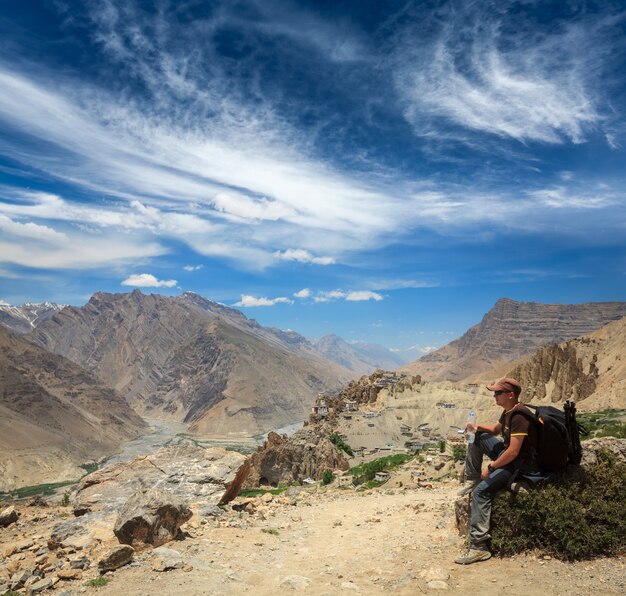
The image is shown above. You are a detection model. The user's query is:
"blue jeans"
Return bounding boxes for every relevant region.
[465,432,511,548]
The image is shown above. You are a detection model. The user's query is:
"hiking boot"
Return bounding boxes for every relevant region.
[454,547,492,565]
[457,479,479,496]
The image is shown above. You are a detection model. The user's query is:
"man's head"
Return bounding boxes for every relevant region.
[486,377,521,408]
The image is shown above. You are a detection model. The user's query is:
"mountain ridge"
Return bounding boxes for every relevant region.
[400,298,626,382]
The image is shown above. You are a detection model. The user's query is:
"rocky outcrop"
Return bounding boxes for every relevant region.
[114,489,192,547]
[0,326,146,492]
[245,425,349,487]
[334,369,421,407]
[98,545,135,571]
[73,446,249,517]
[402,298,626,382]
[510,344,596,403]
[507,316,626,408]
[28,290,353,436]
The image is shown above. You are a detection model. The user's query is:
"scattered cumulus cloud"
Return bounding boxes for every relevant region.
[294,288,311,298]
[275,249,335,266]
[313,289,384,303]
[234,295,293,307]
[121,273,177,288]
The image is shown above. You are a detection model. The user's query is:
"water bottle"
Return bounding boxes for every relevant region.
[466,412,476,444]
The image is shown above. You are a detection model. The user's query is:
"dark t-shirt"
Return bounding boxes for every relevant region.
[499,405,539,471]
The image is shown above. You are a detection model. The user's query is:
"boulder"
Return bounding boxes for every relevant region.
[114,488,192,547]
[151,546,184,571]
[98,545,134,572]
[580,437,626,466]
[454,497,470,537]
[0,505,19,527]
[73,446,249,516]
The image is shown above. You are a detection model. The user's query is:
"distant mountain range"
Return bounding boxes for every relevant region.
[0,302,65,335]
[0,325,146,491]
[400,298,626,382]
[25,291,357,436]
[312,334,408,375]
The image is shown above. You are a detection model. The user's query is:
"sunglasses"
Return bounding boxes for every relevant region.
[494,390,511,396]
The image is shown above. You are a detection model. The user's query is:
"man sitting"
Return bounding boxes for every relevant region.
[455,377,539,565]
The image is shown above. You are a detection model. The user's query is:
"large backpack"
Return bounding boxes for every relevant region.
[512,400,588,473]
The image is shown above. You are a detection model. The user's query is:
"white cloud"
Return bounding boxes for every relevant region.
[121,273,177,288]
[294,288,311,298]
[234,295,293,307]
[183,265,203,271]
[275,249,335,266]
[395,8,603,144]
[345,291,383,302]
[0,214,164,269]
[312,289,383,303]
[212,193,295,221]
[528,188,611,209]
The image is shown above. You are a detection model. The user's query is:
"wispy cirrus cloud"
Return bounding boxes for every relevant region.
[393,3,609,145]
[121,273,177,288]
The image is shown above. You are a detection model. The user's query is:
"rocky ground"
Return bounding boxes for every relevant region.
[1,478,624,596]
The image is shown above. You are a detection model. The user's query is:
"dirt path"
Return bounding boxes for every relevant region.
[88,480,624,596]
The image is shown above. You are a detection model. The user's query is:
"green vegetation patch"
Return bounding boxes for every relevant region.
[491,450,626,560]
[88,576,111,588]
[330,432,354,457]
[577,409,626,439]
[0,480,76,502]
[350,453,414,486]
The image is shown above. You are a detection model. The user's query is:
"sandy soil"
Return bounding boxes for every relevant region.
[80,480,624,596]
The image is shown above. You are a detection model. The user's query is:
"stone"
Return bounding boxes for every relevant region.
[57,569,83,580]
[197,504,224,518]
[10,570,31,590]
[151,547,184,572]
[280,575,312,590]
[341,581,360,591]
[28,577,53,593]
[454,497,470,537]
[48,517,94,550]
[260,493,273,504]
[421,567,450,582]
[69,556,90,570]
[27,496,49,508]
[98,545,134,572]
[427,580,449,590]
[0,505,19,527]
[114,488,192,547]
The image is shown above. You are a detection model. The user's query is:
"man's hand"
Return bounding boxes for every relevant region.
[481,467,490,480]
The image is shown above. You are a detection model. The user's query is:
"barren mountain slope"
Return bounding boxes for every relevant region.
[401,298,626,382]
[28,290,353,436]
[0,327,146,491]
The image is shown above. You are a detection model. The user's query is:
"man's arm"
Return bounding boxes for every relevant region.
[480,435,524,479]
[474,422,502,435]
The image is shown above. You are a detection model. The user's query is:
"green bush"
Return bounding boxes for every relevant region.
[452,444,466,462]
[330,433,354,457]
[322,469,334,485]
[438,440,446,453]
[88,576,111,588]
[491,450,626,560]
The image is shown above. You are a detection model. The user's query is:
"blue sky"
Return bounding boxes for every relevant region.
[0,0,625,357]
